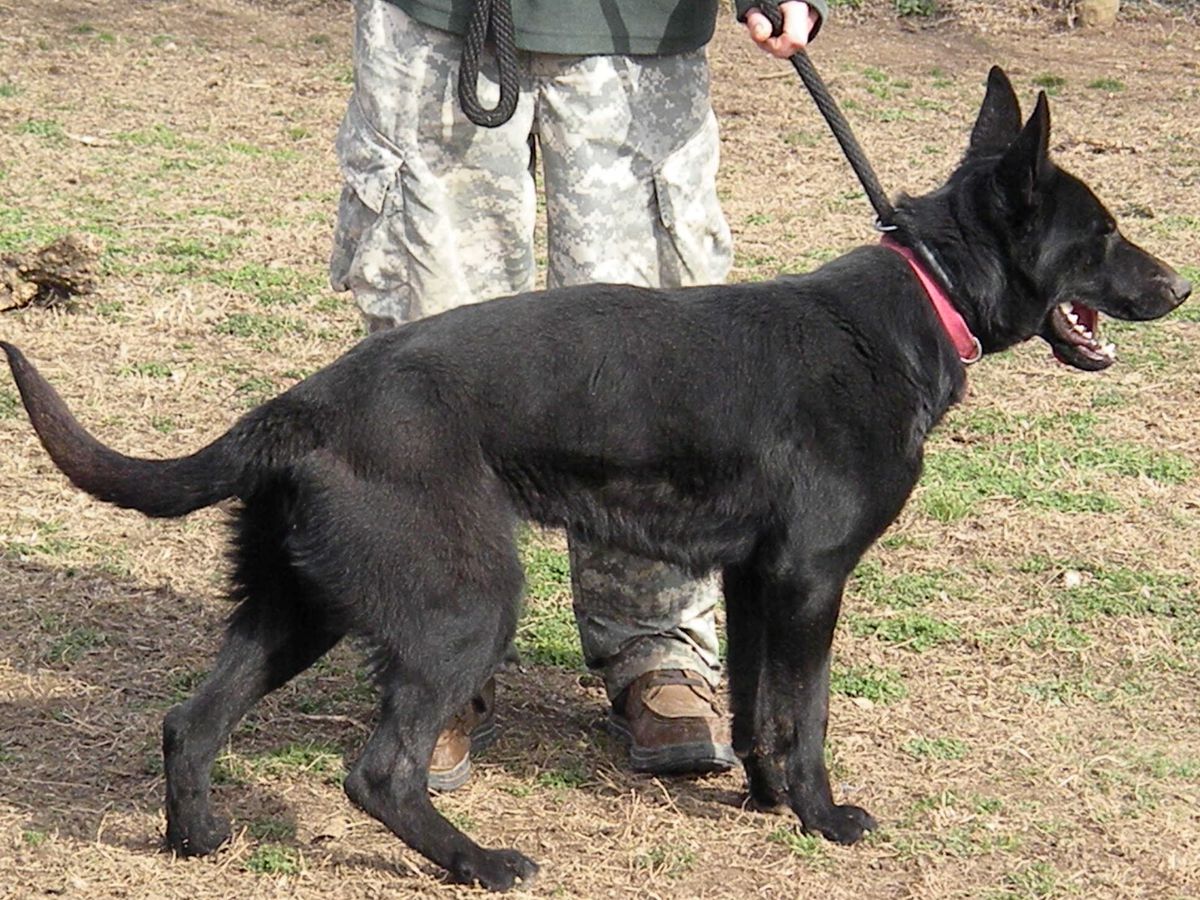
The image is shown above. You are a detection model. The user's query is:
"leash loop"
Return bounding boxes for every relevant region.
[458,0,520,127]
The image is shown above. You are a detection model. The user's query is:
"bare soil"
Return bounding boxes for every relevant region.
[1,2,1198,898]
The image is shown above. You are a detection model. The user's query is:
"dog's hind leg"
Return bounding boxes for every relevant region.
[337,564,539,889]
[286,450,537,890]
[162,588,342,856]
[723,561,787,811]
[343,647,538,892]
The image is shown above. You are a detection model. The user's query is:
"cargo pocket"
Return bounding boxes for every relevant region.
[652,110,733,287]
[329,96,412,323]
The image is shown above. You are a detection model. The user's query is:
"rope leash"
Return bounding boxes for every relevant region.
[754,1,895,227]
[457,0,520,127]
[755,1,958,297]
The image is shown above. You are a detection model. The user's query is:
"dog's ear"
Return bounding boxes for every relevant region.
[993,91,1051,213]
[968,66,1023,157]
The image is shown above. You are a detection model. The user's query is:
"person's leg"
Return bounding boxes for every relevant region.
[330,0,538,328]
[535,50,736,772]
[329,0,538,789]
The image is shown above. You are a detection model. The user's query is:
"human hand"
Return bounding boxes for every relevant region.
[744,2,818,59]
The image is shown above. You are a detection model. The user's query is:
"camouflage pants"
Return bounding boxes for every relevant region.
[330,0,732,698]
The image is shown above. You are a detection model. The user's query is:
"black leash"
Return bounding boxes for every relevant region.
[458,0,520,127]
[755,2,956,293]
[754,2,894,228]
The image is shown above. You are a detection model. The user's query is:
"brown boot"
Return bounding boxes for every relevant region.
[427,677,497,793]
[608,669,738,775]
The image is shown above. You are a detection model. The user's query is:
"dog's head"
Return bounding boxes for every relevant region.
[934,67,1191,370]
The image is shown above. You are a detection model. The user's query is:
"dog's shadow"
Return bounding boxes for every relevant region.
[0,558,350,855]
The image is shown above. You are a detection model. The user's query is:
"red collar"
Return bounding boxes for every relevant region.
[881,237,982,364]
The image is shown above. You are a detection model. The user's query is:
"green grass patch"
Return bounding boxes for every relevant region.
[895,0,936,16]
[904,736,969,760]
[1031,74,1066,95]
[1007,615,1092,652]
[831,664,906,704]
[117,360,173,379]
[225,742,345,785]
[17,118,66,145]
[634,844,698,878]
[0,389,17,420]
[848,559,952,609]
[22,829,49,847]
[535,763,589,790]
[768,825,826,859]
[215,312,307,344]
[1087,77,1124,92]
[7,521,80,560]
[991,860,1063,899]
[515,535,582,669]
[244,843,302,875]
[207,263,320,305]
[45,626,108,664]
[0,81,20,98]
[116,125,197,150]
[848,611,959,651]
[235,376,279,408]
[917,429,1191,522]
[247,817,297,842]
[1057,566,1194,623]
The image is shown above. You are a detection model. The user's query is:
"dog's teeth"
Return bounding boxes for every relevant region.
[1059,302,1073,314]
[1066,310,1079,325]
[1072,323,1092,337]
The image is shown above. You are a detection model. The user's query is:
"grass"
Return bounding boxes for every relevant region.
[214,742,346,787]
[1031,73,1066,95]
[247,818,297,842]
[847,611,959,651]
[0,389,17,419]
[916,429,1193,522]
[830,664,906,704]
[903,736,969,760]
[1,5,1198,898]
[117,360,173,379]
[848,559,953,609]
[633,845,698,878]
[215,312,308,344]
[767,825,826,860]
[534,764,589,791]
[244,844,302,876]
[515,534,583,669]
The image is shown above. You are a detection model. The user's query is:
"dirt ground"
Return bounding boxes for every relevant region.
[1,1,1198,898]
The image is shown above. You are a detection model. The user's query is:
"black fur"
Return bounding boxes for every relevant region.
[2,68,1189,891]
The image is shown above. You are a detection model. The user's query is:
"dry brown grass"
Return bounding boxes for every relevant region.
[1,1,1198,897]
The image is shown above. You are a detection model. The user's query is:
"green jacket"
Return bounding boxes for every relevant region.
[385,0,827,56]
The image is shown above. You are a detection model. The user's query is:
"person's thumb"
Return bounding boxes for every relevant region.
[746,11,773,42]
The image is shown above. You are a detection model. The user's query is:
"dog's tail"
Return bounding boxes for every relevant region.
[4,341,250,518]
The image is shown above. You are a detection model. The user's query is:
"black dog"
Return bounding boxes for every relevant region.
[3,68,1189,891]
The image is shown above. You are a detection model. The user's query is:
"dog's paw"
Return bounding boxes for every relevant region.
[166,814,232,857]
[450,847,539,892]
[802,803,877,845]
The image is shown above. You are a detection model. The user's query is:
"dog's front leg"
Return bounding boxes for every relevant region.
[759,568,876,844]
